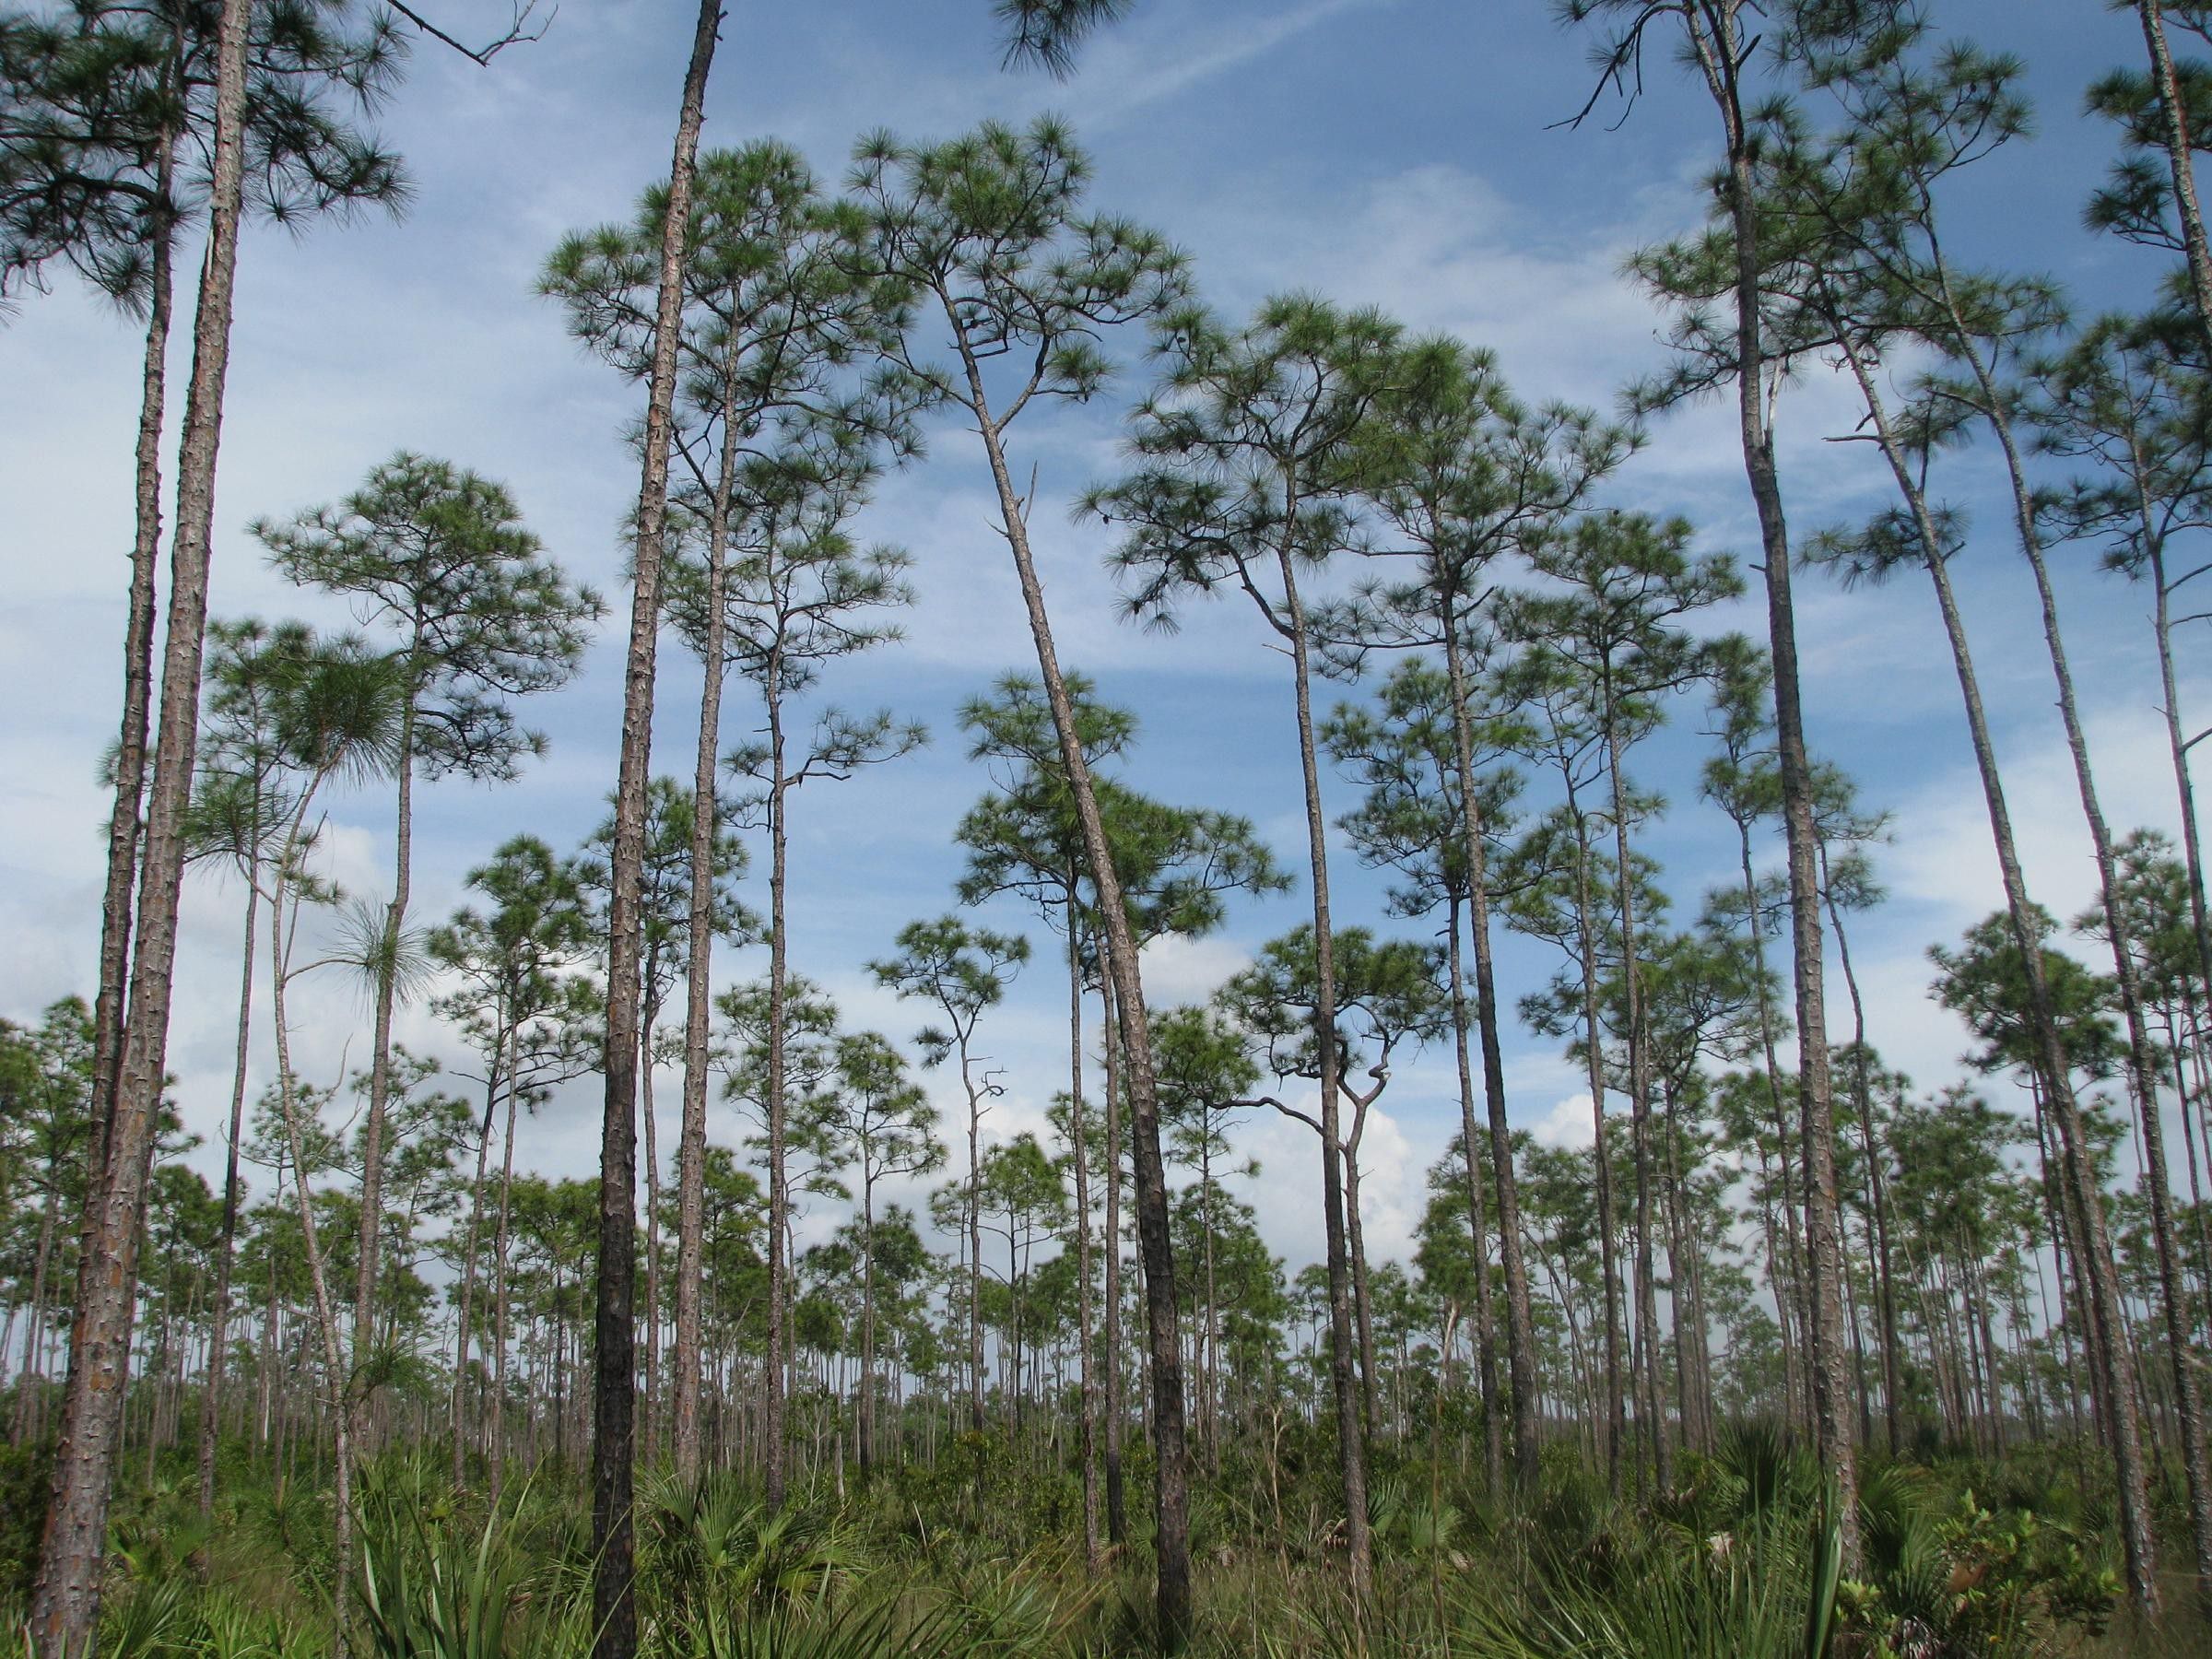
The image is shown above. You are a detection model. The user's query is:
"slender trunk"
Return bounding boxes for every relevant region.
[1728,809,1810,1425]
[488,1053,522,1509]
[198,868,259,1524]
[764,661,792,1509]
[356,724,417,1449]
[675,373,742,1487]
[967,1064,986,1438]
[1688,4,1853,1551]
[955,335,1191,1649]
[1840,311,2160,1611]
[2136,1,2212,368]
[1976,363,2206,1612]
[1271,544,1371,1593]
[1820,854,1901,1457]
[86,114,178,1228]
[1441,610,1539,1490]
[1604,693,1668,1490]
[32,3,249,1647]
[451,1046,501,1487]
[1566,786,1627,1487]
[1067,916,1101,1571]
[12,1194,54,1451]
[267,808,355,1655]
[594,6,722,1652]
[1101,972,1126,1544]
[640,999,662,1462]
[1342,1111,1379,1441]
[858,1178,876,1477]
[1447,888,1503,1491]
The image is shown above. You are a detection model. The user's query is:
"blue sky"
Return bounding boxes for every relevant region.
[1,0,2199,1274]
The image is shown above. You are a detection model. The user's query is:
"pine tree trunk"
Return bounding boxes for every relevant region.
[763,665,792,1509]
[488,1054,522,1509]
[199,869,259,1524]
[1566,787,1627,1488]
[1271,546,1372,1594]
[1686,2,1855,1553]
[1837,319,2161,1611]
[356,720,417,1453]
[1101,973,1126,1545]
[1067,920,1102,1571]
[266,859,357,1656]
[956,340,1192,1650]
[640,1000,662,1461]
[1821,865,1902,1458]
[1979,376,2208,1614]
[1441,611,1540,1490]
[1342,1113,1379,1441]
[1604,692,1669,1490]
[31,2,250,1647]
[675,374,742,1488]
[1447,889,1504,1489]
[594,4,722,1651]
[452,1042,502,1488]
[86,110,178,1236]
[2136,2,2212,366]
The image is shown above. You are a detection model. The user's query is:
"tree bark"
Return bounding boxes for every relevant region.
[1440,615,1537,1491]
[198,865,258,1524]
[1819,853,1901,1458]
[1271,545,1372,1594]
[1067,920,1102,1570]
[674,371,743,1488]
[2136,2,2212,367]
[1976,359,2207,1614]
[31,1,250,1647]
[1603,688,1669,1489]
[1681,0,1854,1557]
[1835,329,2154,1609]
[956,337,1191,1649]
[1565,782,1627,1488]
[1451,902,1504,1504]
[763,652,792,1509]
[355,713,417,1450]
[594,4,722,1652]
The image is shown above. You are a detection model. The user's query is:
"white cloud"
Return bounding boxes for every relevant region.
[1532,1090,1599,1150]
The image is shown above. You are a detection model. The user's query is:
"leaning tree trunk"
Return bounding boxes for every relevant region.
[1977,368,2209,1615]
[955,333,1192,1651]
[1837,329,2158,1611]
[2136,1,2212,369]
[31,1,251,1649]
[594,2,722,1652]
[1441,604,1541,1490]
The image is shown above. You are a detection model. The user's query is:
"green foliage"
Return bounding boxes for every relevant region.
[355,1462,560,1659]
[0,1440,50,1606]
